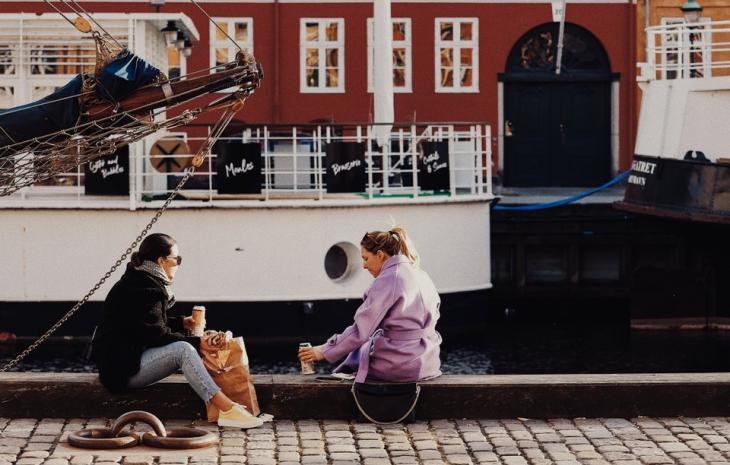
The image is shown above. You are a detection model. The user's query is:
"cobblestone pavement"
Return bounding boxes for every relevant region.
[3,417,730,465]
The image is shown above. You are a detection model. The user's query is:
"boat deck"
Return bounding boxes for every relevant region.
[496,186,625,206]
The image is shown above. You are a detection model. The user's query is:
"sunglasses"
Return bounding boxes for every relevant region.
[166,255,183,265]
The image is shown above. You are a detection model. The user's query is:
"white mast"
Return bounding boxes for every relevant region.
[373,0,394,147]
[555,0,567,74]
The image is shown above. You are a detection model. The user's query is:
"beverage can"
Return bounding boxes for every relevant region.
[191,306,206,337]
[299,342,315,375]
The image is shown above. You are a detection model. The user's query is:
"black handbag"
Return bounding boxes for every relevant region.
[351,382,421,424]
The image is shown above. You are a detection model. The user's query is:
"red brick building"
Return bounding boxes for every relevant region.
[0,0,637,187]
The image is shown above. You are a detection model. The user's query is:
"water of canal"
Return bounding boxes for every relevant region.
[3,321,730,374]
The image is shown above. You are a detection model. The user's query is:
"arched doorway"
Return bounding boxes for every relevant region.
[500,22,614,187]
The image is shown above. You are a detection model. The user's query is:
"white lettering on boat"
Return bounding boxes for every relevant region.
[225,159,255,178]
[424,151,447,173]
[631,160,657,175]
[331,159,362,176]
[628,174,646,186]
[88,155,125,179]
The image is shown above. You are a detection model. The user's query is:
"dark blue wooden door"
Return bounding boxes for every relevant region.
[504,81,610,187]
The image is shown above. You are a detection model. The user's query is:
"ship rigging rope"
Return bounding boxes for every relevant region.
[0,65,255,196]
[492,170,630,211]
[189,0,243,53]
[0,62,234,120]
[62,0,125,49]
[0,0,252,197]
[0,167,196,373]
[0,0,253,372]
[0,91,251,196]
[43,0,123,50]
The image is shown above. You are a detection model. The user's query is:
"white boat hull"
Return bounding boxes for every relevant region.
[0,199,491,302]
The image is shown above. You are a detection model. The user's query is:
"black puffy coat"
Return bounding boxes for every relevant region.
[91,266,200,393]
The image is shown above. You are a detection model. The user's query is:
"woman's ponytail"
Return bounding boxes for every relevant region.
[361,226,419,264]
[130,251,143,267]
[389,226,418,264]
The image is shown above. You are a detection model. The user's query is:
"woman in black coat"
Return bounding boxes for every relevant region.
[92,233,262,429]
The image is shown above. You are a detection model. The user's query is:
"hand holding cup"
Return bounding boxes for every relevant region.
[298,345,325,363]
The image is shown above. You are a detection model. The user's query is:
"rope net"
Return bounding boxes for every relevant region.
[0,0,261,372]
[0,24,261,197]
[0,110,199,197]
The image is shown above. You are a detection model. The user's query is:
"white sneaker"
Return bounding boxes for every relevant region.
[218,404,264,429]
[258,413,274,423]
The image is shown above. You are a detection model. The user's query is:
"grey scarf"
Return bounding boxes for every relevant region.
[135,260,174,299]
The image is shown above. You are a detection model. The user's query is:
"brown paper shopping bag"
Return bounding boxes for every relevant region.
[201,335,260,421]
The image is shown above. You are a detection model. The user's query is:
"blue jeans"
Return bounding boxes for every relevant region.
[127,341,220,403]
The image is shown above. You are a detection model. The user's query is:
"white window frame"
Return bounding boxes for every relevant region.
[0,41,18,109]
[209,17,254,72]
[300,18,345,93]
[434,17,479,93]
[659,17,712,79]
[0,16,131,107]
[367,17,412,93]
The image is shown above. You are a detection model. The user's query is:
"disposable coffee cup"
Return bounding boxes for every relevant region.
[191,306,206,337]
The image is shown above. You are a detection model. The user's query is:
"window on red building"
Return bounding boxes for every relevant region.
[300,18,344,93]
[435,18,478,93]
[167,46,185,81]
[210,18,253,74]
[367,18,412,93]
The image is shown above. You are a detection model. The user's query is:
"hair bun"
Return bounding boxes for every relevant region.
[130,251,141,266]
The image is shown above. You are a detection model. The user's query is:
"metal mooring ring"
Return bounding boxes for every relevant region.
[68,428,140,449]
[142,428,218,449]
[111,411,167,438]
[69,411,217,450]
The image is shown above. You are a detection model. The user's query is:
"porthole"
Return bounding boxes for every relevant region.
[324,242,359,281]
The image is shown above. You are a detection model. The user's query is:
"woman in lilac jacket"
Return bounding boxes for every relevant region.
[299,227,442,382]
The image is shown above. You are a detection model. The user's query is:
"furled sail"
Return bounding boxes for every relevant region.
[0,50,161,149]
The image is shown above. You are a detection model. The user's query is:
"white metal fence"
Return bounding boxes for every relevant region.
[642,19,730,81]
[1,124,493,208]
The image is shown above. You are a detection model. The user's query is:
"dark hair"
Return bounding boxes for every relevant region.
[130,233,176,267]
[361,226,418,263]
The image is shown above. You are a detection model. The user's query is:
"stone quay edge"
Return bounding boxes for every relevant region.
[2,373,730,420]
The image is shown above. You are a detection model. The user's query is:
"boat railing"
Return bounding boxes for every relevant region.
[641,19,730,81]
[0,123,493,209]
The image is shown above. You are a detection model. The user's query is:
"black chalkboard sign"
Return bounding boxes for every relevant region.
[84,147,129,195]
[215,141,263,194]
[419,141,450,191]
[325,142,367,193]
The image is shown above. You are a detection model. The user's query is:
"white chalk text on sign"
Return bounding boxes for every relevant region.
[331,159,362,176]
[225,158,255,178]
[88,155,124,179]
[628,159,657,187]
[424,151,447,174]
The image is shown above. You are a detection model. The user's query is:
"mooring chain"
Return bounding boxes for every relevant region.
[69,410,218,449]
[0,168,197,373]
[0,0,250,367]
